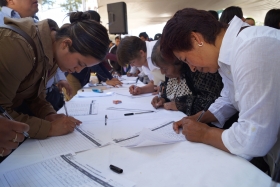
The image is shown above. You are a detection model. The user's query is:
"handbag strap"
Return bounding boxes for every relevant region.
[0,24,38,81]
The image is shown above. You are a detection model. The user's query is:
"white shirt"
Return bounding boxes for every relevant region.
[209,16,280,159]
[141,41,160,80]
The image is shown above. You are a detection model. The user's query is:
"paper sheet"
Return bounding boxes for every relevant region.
[37,126,109,157]
[77,91,114,98]
[66,100,98,116]
[0,153,135,187]
[113,121,186,148]
[115,92,153,98]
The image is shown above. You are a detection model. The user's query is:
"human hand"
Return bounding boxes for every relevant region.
[45,113,67,122]
[151,96,165,108]
[126,72,132,77]
[173,118,210,143]
[57,80,73,97]
[163,101,178,111]
[48,116,82,137]
[129,85,142,95]
[0,117,29,156]
[106,78,123,87]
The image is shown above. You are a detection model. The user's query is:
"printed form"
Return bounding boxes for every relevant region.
[0,153,135,187]
[113,121,186,148]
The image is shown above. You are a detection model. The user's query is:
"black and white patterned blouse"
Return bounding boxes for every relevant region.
[161,64,223,116]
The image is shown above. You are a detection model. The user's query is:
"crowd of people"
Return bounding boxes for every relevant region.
[0,0,279,180]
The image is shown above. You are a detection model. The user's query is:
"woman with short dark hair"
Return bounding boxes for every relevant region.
[160,8,280,175]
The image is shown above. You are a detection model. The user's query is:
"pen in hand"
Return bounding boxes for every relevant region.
[0,105,30,138]
[62,93,69,116]
[196,100,214,122]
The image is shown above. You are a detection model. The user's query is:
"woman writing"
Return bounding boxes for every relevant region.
[0,12,109,140]
[160,8,280,175]
[151,39,223,116]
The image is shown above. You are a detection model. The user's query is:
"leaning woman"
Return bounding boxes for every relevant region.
[151,39,223,116]
[160,8,280,175]
[0,12,109,139]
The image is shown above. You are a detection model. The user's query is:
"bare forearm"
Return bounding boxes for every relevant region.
[203,127,229,153]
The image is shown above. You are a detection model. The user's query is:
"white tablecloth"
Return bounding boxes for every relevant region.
[0,76,275,187]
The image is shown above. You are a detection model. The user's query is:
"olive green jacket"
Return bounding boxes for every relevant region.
[0,17,57,139]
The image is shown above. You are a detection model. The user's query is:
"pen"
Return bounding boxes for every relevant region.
[62,93,68,116]
[0,105,30,138]
[196,100,214,122]
[134,77,139,92]
[105,115,108,126]
[124,111,154,116]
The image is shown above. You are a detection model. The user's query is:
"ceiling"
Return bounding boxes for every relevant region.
[96,0,280,32]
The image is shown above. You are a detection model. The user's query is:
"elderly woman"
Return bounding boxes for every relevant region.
[0,11,109,143]
[160,8,280,175]
[151,39,223,116]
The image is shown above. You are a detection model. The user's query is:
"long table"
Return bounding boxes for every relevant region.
[0,76,274,187]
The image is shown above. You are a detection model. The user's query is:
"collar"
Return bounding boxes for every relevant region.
[1,6,21,19]
[219,16,248,65]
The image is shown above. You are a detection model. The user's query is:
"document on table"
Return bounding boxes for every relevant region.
[37,126,109,157]
[115,92,153,98]
[113,121,186,148]
[0,153,135,187]
[66,100,98,116]
[77,91,114,98]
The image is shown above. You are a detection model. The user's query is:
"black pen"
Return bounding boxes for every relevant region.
[62,93,68,116]
[0,106,30,138]
[105,115,108,126]
[124,111,154,116]
[196,100,214,122]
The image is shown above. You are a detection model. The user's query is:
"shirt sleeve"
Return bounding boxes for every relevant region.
[208,69,238,128]
[54,68,66,82]
[0,30,52,139]
[222,37,280,159]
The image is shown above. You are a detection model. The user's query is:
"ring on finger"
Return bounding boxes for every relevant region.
[0,149,4,157]
[13,133,18,143]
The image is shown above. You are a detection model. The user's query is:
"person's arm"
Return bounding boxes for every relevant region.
[129,81,155,95]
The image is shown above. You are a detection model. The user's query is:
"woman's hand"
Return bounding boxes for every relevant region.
[0,117,29,157]
[48,115,82,137]
[163,101,178,111]
[151,96,165,108]
[129,85,142,95]
[106,78,123,87]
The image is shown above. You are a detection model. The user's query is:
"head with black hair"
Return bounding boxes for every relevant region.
[54,11,109,73]
[117,36,146,67]
[0,0,7,6]
[152,39,187,78]
[208,10,219,20]
[139,32,149,41]
[264,9,280,29]
[86,10,101,23]
[245,17,255,26]
[220,6,244,24]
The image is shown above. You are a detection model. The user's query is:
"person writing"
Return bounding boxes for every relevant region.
[160,8,280,175]
[150,39,223,115]
[117,36,165,95]
[0,12,110,139]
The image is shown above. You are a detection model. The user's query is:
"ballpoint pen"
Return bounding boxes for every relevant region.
[105,115,108,126]
[134,77,139,92]
[62,93,69,116]
[196,100,214,122]
[0,105,30,138]
[124,111,154,116]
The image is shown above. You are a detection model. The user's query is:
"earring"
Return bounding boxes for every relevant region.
[198,42,203,47]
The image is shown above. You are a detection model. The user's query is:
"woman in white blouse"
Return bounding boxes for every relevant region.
[160,8,280,175]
